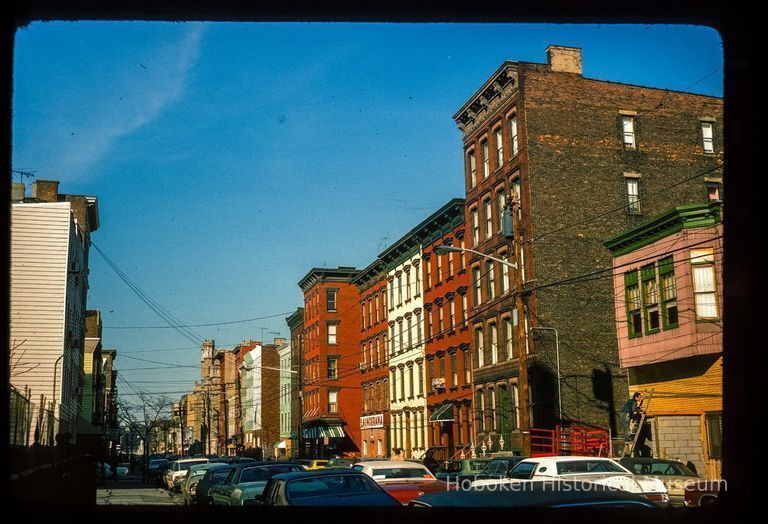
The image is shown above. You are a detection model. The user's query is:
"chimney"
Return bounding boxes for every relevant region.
[546,45,582,75]
[11,183,25,202]
[32,179,60,202]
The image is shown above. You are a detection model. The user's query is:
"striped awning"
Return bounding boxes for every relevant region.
[303,425,345,439]
[429,403,455,423]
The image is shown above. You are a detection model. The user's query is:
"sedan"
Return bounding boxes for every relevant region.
[410,480,657,508]
[618,457,703,506]
[254,469,402,506]
[195,464,239,506]
[210,462,305,506]
[351,460,446,504]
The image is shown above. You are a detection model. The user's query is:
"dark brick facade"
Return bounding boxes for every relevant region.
[455,46,723,439]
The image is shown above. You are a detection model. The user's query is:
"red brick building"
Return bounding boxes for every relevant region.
[353,260,390,458]
[298,267,363,458]
[420,199,474,460]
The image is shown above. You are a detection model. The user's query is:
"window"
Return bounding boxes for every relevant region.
[485,200,493,239]
[659,256,679,329]
[701,122,714,153]
[368,340,373,367]
[707,181,721,202]
[621,115,636,149]
[476,390,485,432]
[504,314,516,359]
[691,248,718,319]
[374,294,379,323]
[425,258,432,289]
[642,264,661,333]
[459,238,466,269]
[390,325,396,354]
[436,254,443,283]
[363,384,368,412]
[475,327,484,368]
[426,309,433,339]
[328,388,338,414]
[326,289,337,311]
[408,366,414,398]
[450,353,458,387]
[473,267,482,306]
[487,261,496,300]
[625,272,642,338]
[361,343,366,368]
[468,150,477,188]
[415,264,421,295]
[437,305,444,334]
[497,191,506,233]
[405,271,411,300]
[368,298,373,326]
[327,357,338,379]
[427,359,434,392]
[407,316,413,350]
[490,388,497,431]
[495,127,504,168]
[398,320,404,353]
[449,297,456,329]
[389,280,394,307]
[482,140,489,178]
[362,302,367,329]
[489,323,498,365]
[706,412,722,460]
[418,362,424,395]
[463,349,471,383]
[415,311,422,344]
[509,113,519,156]
[327,323,338,345]
[439,355,445,378]
[501,252,510,294]
[397,274,403,305]
[462,293,468,326]
[399,368,405,400]
[391,371,396,401]
[626,178,641,214]
[471,209,480,246]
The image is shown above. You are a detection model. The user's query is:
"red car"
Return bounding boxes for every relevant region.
[684,480,725,507]
[351,460,447,504]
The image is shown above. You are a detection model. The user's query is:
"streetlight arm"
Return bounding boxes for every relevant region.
[434,245,517,269]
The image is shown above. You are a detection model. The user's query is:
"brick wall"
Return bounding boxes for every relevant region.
[520,63,723,431]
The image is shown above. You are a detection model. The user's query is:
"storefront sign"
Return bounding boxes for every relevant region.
[360,414,384,429]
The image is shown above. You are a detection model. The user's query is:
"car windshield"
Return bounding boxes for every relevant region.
[240,465,301,483]
[370,467,429,479]
[556,460,626,474]
[287,475,381,500]
[626,461,696,476]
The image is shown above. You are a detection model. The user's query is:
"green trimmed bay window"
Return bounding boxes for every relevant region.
[659,256,679,329]
[625,271,642,338]
[642,264,661,334]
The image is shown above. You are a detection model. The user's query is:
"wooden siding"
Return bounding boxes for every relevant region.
[10,203,86,441]
[629,354,722,415]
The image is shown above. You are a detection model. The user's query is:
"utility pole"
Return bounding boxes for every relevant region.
[506,190,531,456]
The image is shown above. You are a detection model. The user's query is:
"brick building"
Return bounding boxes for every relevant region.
[420,200,474,461]
[298,267,362,458]
[453,45,723,447]
[239,340,281,455]
[353,260,390,458]
[605,202,723,478]
[286,309,304,456]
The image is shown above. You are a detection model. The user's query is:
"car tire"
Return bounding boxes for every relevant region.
[700,495,718,506]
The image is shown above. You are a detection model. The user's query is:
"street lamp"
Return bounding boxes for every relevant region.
[433,245,518,269]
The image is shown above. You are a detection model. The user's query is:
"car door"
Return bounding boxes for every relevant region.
[210,467,238,505]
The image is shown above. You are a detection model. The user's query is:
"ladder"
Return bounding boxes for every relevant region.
[622,389,653,457]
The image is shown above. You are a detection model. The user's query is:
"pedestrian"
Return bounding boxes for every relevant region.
[620,392,643,440]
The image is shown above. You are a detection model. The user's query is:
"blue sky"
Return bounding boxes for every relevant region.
[11,22,723,397]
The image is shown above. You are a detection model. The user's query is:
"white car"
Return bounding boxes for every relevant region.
[164,458,210,491]
[471,456,670,507]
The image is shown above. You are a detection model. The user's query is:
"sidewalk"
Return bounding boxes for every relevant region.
[97,472,182,506]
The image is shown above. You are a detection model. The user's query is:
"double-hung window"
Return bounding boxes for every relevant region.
[625,271,642,338]
[495,127,504,168]
[485,200,493,239]
[691,249,718,319]
[659,256,679,329]
[327,323,338,345]
[626,178,641,214]
[473,267,482,306]
[509,113,518,156]
[701,122,714,153]
[328,388,338,414]
[327,357,338,379]
[475,327,485,368]
[471,209,480,246]
[482,140,489,178]
[326,289,337,312]
[642,264,660,333]
[489,323,498,365]
[621,115,636,149]
[468,150,477,188]
[487,261,496,300]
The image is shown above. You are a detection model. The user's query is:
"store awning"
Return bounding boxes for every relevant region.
[429,403,455,423]
[303,425,346,439]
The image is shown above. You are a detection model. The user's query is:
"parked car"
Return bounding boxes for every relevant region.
[164,457,210,492]
[351,460,446,504]
[207,460,265,505]
[478,456,669,507]
[436,458,493,483]
[410,480,657,508]
[456,455,525,486]
[116,463,130,478]
[684,480,725,507]
[147,458,168,483]
[180,462,226,506]
[252,469,402,506]
[208,461,305,506]
[618,457,703,506]
[326,457,356,468]
[195,464,239,506]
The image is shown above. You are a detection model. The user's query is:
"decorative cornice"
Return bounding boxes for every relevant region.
[454,62,519,139]
[604,202,722,257]
[298,267,359,292]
